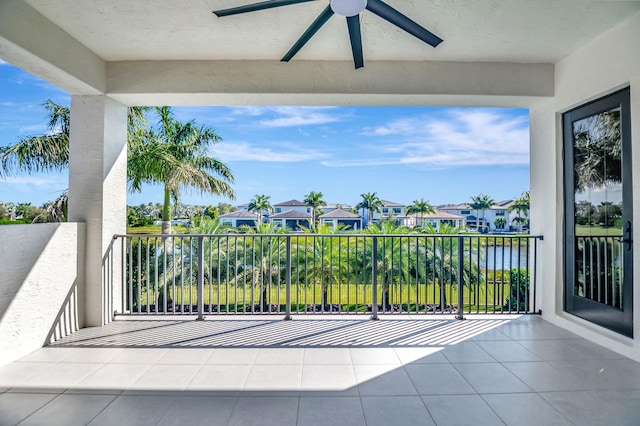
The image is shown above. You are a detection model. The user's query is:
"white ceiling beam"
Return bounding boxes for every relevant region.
[0,0,105,95]
[106,60,554,106]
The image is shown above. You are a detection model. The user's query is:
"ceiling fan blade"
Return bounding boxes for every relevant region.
[213,0,316,17]
[281,5,334,62]
[346,15,364,69]
[365,0,443,47]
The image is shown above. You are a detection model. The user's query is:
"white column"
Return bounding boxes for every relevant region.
[529,103,560,317]
[68,96,127,327]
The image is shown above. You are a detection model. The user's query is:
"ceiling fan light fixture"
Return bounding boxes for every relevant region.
[330,0,367,17]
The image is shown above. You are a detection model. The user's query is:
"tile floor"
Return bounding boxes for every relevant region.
[0,315,639,425]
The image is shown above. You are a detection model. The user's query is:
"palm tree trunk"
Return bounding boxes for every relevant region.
[162,186,172,234]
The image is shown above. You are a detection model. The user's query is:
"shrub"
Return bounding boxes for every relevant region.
[503,268,530,312]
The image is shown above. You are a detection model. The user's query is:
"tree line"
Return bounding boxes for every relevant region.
[0,101,235,233]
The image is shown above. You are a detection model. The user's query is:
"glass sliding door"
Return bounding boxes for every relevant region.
[563,88,633,337]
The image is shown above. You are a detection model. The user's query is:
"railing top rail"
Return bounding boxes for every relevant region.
[114,233,543,239]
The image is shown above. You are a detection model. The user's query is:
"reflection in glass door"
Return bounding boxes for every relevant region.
[563,88,633,337]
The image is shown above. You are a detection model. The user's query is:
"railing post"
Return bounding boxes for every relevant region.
[196,236,205,321]
[371,236,379,321]
[284,236,292,321]
[119,236,126,315]
[456,236,465,320]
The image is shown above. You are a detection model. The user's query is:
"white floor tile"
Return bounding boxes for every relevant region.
[453,363,532,394]
[129,364,200,390]
[186,364,251,391]
[87,395,173,426]
[440,342,496,363]
[243,365,302,391]
[404,364,476,395]
[482,393,574,426]
[298,396,365,426]
[541,389,640,426]
[156,396,237,426]
[362,396,435,426]
[355,365,417,396]
[393,347,449,364]
[304,348,352,365]
[475,340,542,362]
[301,365,358,393]
[0,393,58,425]
[423,394,505,426]
[349,348,401,365]
[19,394,117,426]
[228,396,298,426]
[74,363,151,390]
[155,348,213,365]
[20,363,101,388]
[254,348,304,365]
[205,348,259,365]
[106,348,169,364]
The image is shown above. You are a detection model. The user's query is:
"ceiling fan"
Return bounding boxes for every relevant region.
[212,0,443,69]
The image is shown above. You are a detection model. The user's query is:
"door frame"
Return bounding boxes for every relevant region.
[562,87,633,337]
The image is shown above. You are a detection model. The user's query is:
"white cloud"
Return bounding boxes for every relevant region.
[1,176,55,186]
[229,106,268,117]
[351,109,529,168]
[210,141,327,162]
[225,106,343,128]
[259,106,342,127]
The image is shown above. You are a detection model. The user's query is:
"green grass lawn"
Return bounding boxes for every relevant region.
[126,225,188,234]
[575,224,622,237]
[130,282,518,314]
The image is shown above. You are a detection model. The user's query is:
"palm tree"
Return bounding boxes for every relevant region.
[470,193,495,232]
[298,225,350,311]
[356,192,383,228]
[423,224,481,310]
[407,198,435,228]
[1,102,234,230]
[247,194,273,227]
[508,191,530,232]
[493,217,507,230]
[303,191,326,225]
[231,223,287,312]
[128,106,235,234]
[365,221,416,310]
[0,100,70,177]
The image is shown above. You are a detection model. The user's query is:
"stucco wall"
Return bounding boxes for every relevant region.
[531,11,640,359]
[0,223,85,367]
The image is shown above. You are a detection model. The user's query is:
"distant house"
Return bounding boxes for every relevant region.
[273,199,311,215]
[236,202,270,223]
[270,210,311,231]
[408,210,466,230]
[318,208,362,230]
[321,203,353,214]
[371,200,410,227]
[218,210,259,227]
[439,200,528,232]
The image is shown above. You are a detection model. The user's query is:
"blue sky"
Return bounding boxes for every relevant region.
[0,59,530,208]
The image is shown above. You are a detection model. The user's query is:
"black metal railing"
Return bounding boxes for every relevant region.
[113,233,542,319]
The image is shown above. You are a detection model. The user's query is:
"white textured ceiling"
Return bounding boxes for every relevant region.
[24,0,640,63]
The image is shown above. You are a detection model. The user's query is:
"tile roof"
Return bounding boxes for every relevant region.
[438,203,472,210]
[274,199,307,207]
[407,210,466,220]
[319,209,361,219]
[380,200,405,207]
[219,210,259,218]
[270,209,312,219]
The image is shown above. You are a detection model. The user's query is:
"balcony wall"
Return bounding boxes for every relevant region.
[530,11,640,360]
[0,223,85,367]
